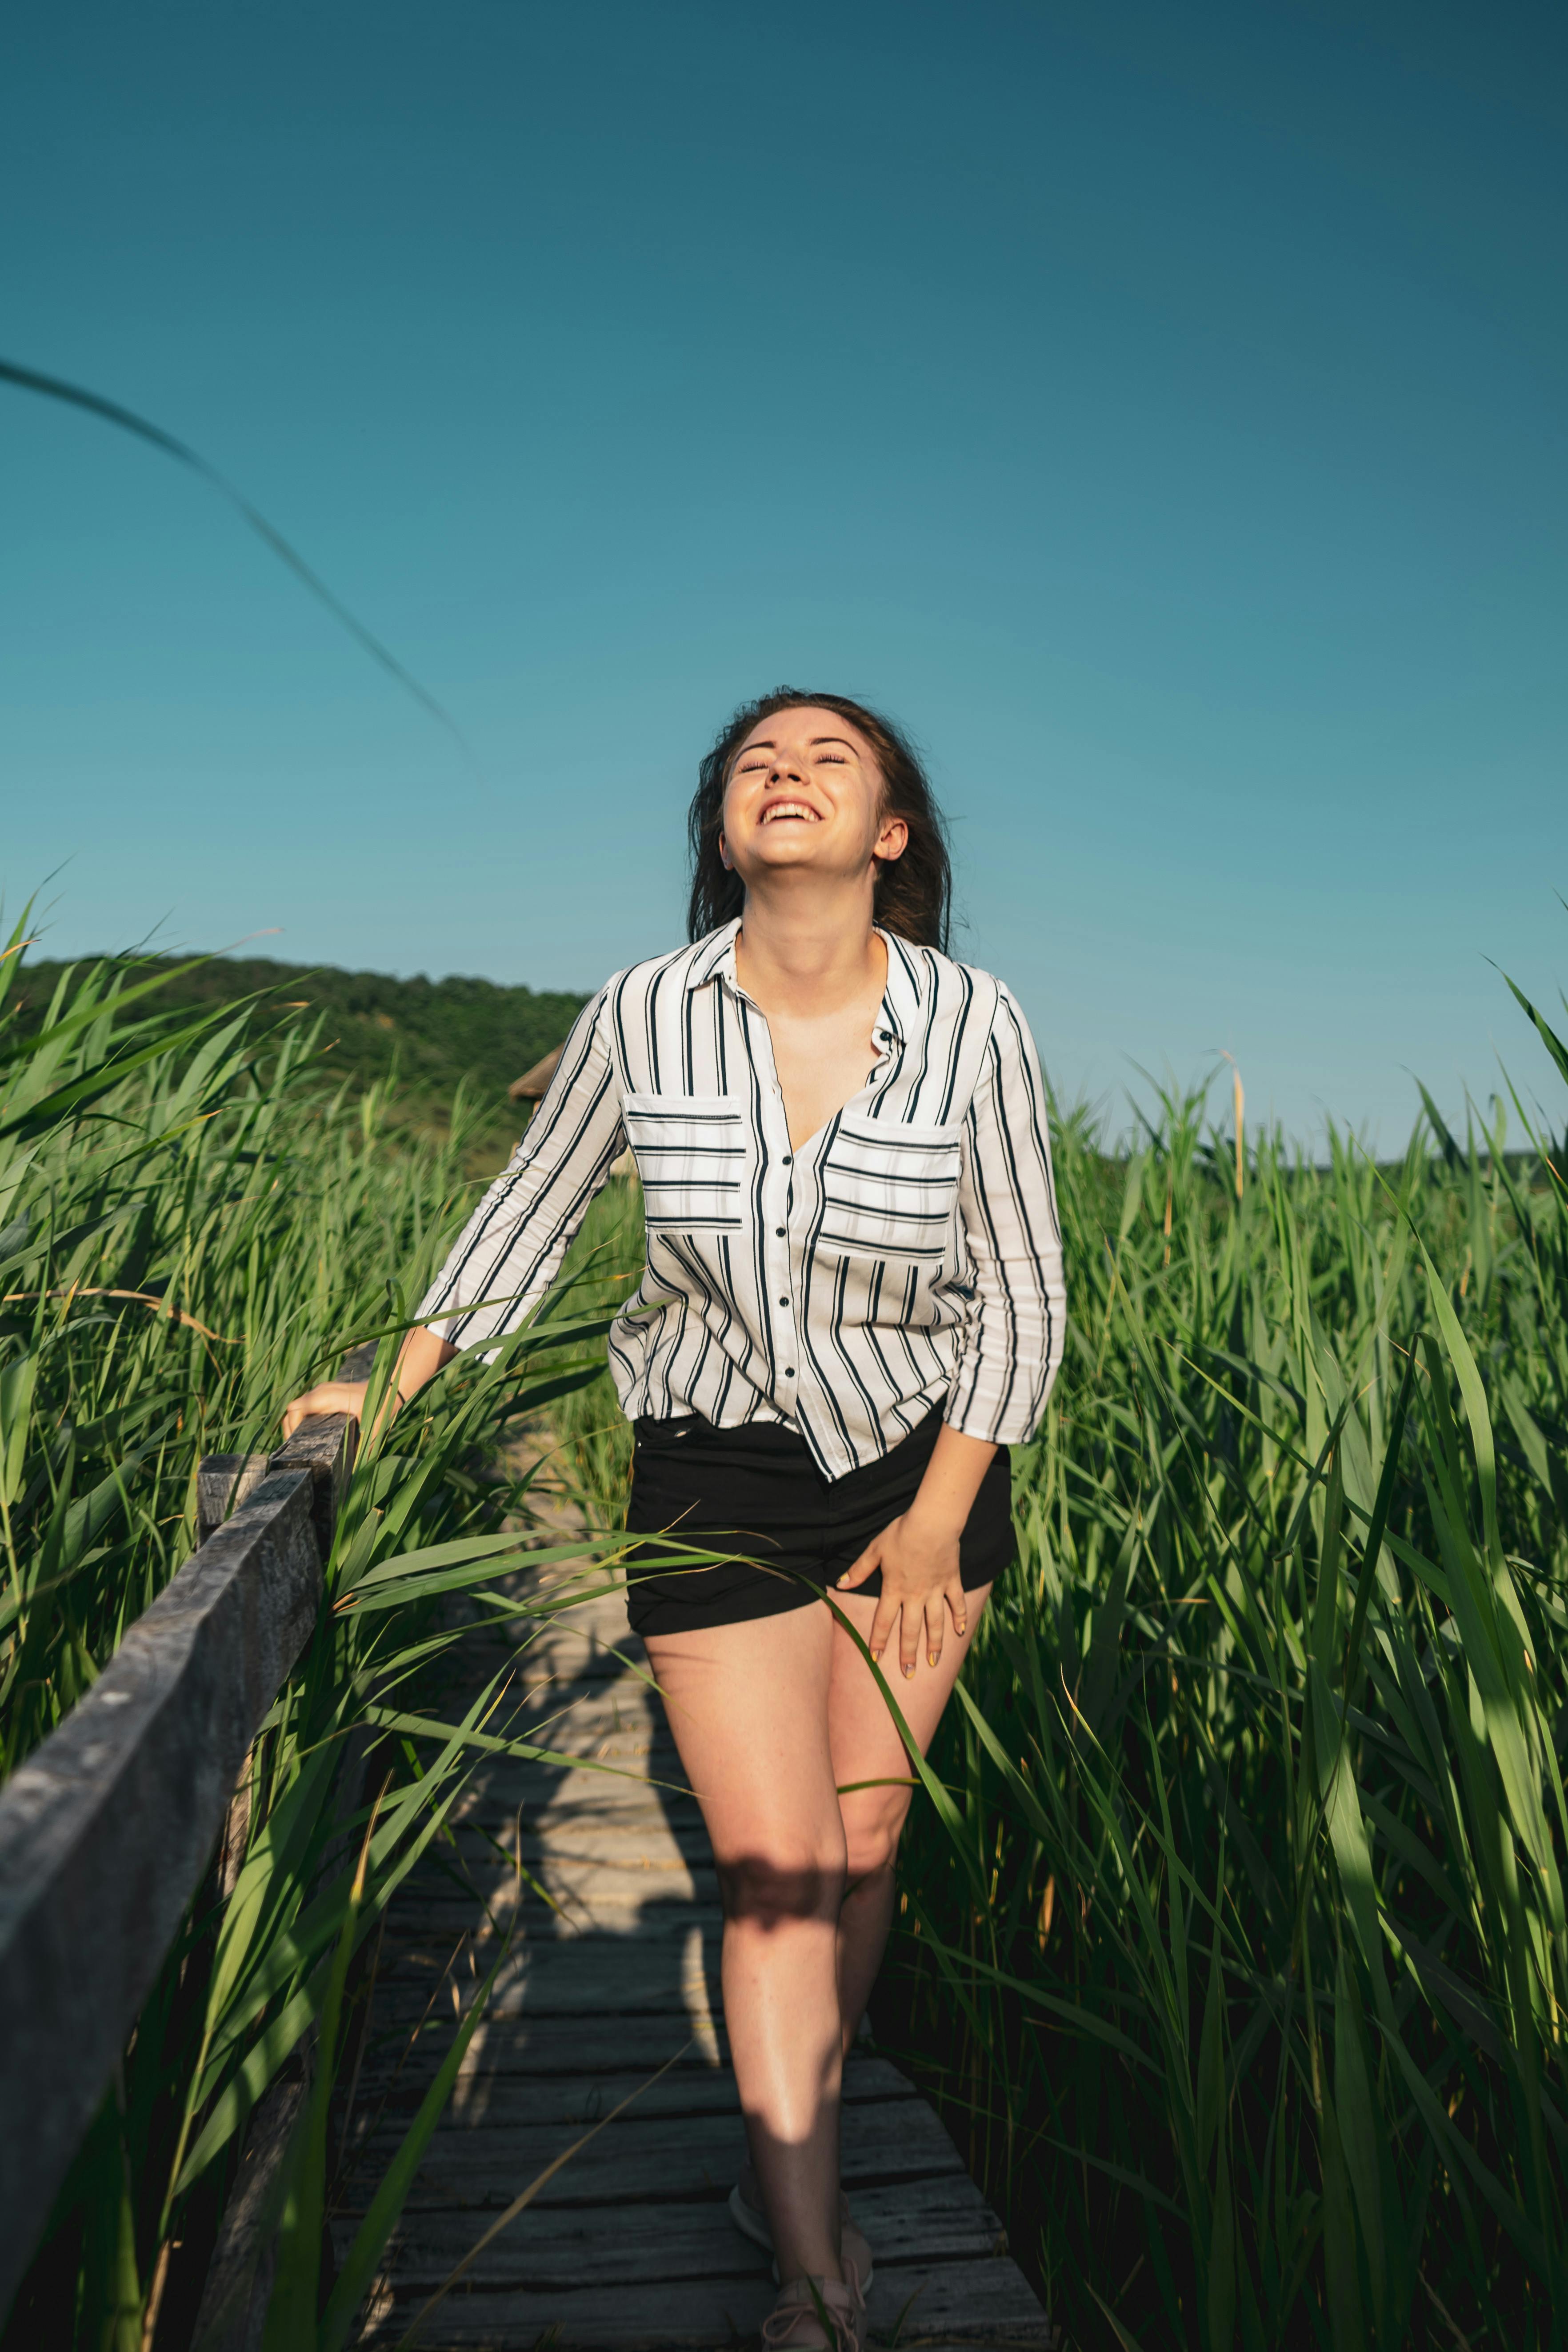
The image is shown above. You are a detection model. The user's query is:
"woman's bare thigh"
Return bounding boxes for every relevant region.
[826,1585,992,1865]
[643,1603,845,1870]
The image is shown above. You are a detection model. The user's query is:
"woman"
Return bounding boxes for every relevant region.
[285,689,1064,2350]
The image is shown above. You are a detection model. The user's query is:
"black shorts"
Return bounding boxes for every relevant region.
[621,1407,1014,1639]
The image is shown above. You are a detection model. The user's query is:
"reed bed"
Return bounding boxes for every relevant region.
[0,927,627,2351]
[888,1041,1568,2348]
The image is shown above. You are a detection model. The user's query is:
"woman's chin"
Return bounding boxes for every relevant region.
[739,840,850,883]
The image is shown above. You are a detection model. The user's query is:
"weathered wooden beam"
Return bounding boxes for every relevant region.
[190,2045,313,2352]
[268,1410,357,1566]
[201,1414,360,1899]
[0,1413,354,2318]
[188,1381,372,2347]
[197,1453,269,1548]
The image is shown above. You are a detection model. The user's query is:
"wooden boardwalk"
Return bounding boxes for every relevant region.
[340,1542,1054,2349]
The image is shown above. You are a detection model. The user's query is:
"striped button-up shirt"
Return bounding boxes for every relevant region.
[419,922,1066,1480]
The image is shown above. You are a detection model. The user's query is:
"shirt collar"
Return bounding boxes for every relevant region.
[875,928,925,1043]
[685,919,924,1045]
[684,919,742,992]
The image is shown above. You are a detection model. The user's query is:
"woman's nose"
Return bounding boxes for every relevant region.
[769,753,806,784]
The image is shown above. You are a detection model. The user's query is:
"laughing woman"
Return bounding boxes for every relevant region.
[284,689,1065,2351]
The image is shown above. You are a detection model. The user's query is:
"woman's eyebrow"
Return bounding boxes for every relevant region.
[736,732,856,757]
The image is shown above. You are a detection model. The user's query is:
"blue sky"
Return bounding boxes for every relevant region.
[3,0,1564,1146]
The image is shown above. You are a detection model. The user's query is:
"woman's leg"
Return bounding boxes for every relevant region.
[644,1604,848,2288]
[827,1584,992,2050]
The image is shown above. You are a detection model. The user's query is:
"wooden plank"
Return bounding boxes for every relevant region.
[370,1934,722,2022]
[350,2054,915,2121]
[352,2257,1055,2348]
[338,2096,964,2213]
[381,1868,721,1927]
[442,1808,710,1852]
[451,1790,704,1836]
[404,1844,715,1890]
[360,2013,731,2080]
[447,1761,689,1816]
[411,1806,700,1857]
[333,2172,1005,2290]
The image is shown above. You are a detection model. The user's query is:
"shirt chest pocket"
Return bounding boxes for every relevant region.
[623,1094,747,1232]
[819,1115,962,1264]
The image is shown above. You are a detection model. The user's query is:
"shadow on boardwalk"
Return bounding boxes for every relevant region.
[336,1489,1054,2350]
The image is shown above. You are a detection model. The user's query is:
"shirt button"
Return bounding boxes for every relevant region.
[784,1366,796,1378]
[775,1226,785,1237]
[782,1154,792,1166]
[778,1296,789,1308]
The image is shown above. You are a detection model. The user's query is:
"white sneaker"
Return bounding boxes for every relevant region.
[728,2177,875,2299]
[760,2274,863,2350]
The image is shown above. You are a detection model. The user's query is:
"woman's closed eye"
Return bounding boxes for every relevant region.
[735,749,845,772]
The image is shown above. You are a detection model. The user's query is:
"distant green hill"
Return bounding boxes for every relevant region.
[13,953,590,1113]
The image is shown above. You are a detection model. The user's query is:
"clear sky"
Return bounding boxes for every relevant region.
[3,0,1564,1148]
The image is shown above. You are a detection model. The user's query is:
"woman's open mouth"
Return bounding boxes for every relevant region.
[760,800,820,824]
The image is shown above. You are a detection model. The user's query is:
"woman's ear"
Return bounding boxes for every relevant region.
[718,831,733,872]
[874,814,909,865]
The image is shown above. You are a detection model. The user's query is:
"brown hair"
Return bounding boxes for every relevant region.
[686,688,952,950]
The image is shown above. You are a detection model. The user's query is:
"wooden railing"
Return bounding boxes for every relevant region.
[0,1409,357,2316]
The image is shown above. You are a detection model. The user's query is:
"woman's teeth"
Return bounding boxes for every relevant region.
[761,802,817,822]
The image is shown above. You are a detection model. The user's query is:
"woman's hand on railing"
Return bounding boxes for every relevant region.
[280,1328,459,1444]
[280,1380,370,1441]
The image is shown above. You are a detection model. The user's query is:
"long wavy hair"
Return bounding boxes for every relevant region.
[686,688,952,950]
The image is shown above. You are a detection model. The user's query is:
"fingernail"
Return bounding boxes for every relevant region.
[928,1651,938,1667]
[903,1664,915,1679]
[870,1647,881,1662]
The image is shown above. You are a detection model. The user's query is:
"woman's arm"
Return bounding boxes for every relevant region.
[280,1324,457,1442]
[946,983,1065,1445]
[836,985,1064,1678]
[835,1423,996,1675]
[280,986,623,1439]
[417,988,624,1352]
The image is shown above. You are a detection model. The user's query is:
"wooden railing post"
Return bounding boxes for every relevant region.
[0,1412,356,2320]
[203,1344,375,1897]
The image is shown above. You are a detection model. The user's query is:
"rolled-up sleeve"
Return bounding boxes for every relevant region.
[418,988,624,1350]
[946,984,1066,1444]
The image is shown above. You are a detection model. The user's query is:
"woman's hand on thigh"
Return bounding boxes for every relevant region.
[835,1510,967,1678]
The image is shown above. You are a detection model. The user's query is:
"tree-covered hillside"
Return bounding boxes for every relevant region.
[12,954,589,1114]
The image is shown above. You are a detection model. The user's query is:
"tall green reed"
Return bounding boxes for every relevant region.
[891,1015,1568,2347]
[0,915,484,1773]
[0,927,631,2349]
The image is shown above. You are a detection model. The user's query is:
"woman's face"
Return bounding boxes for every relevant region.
[719,706,908,896]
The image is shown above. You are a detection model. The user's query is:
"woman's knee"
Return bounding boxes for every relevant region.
[717,1833,847,1925]
[841,1794,908,1884]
